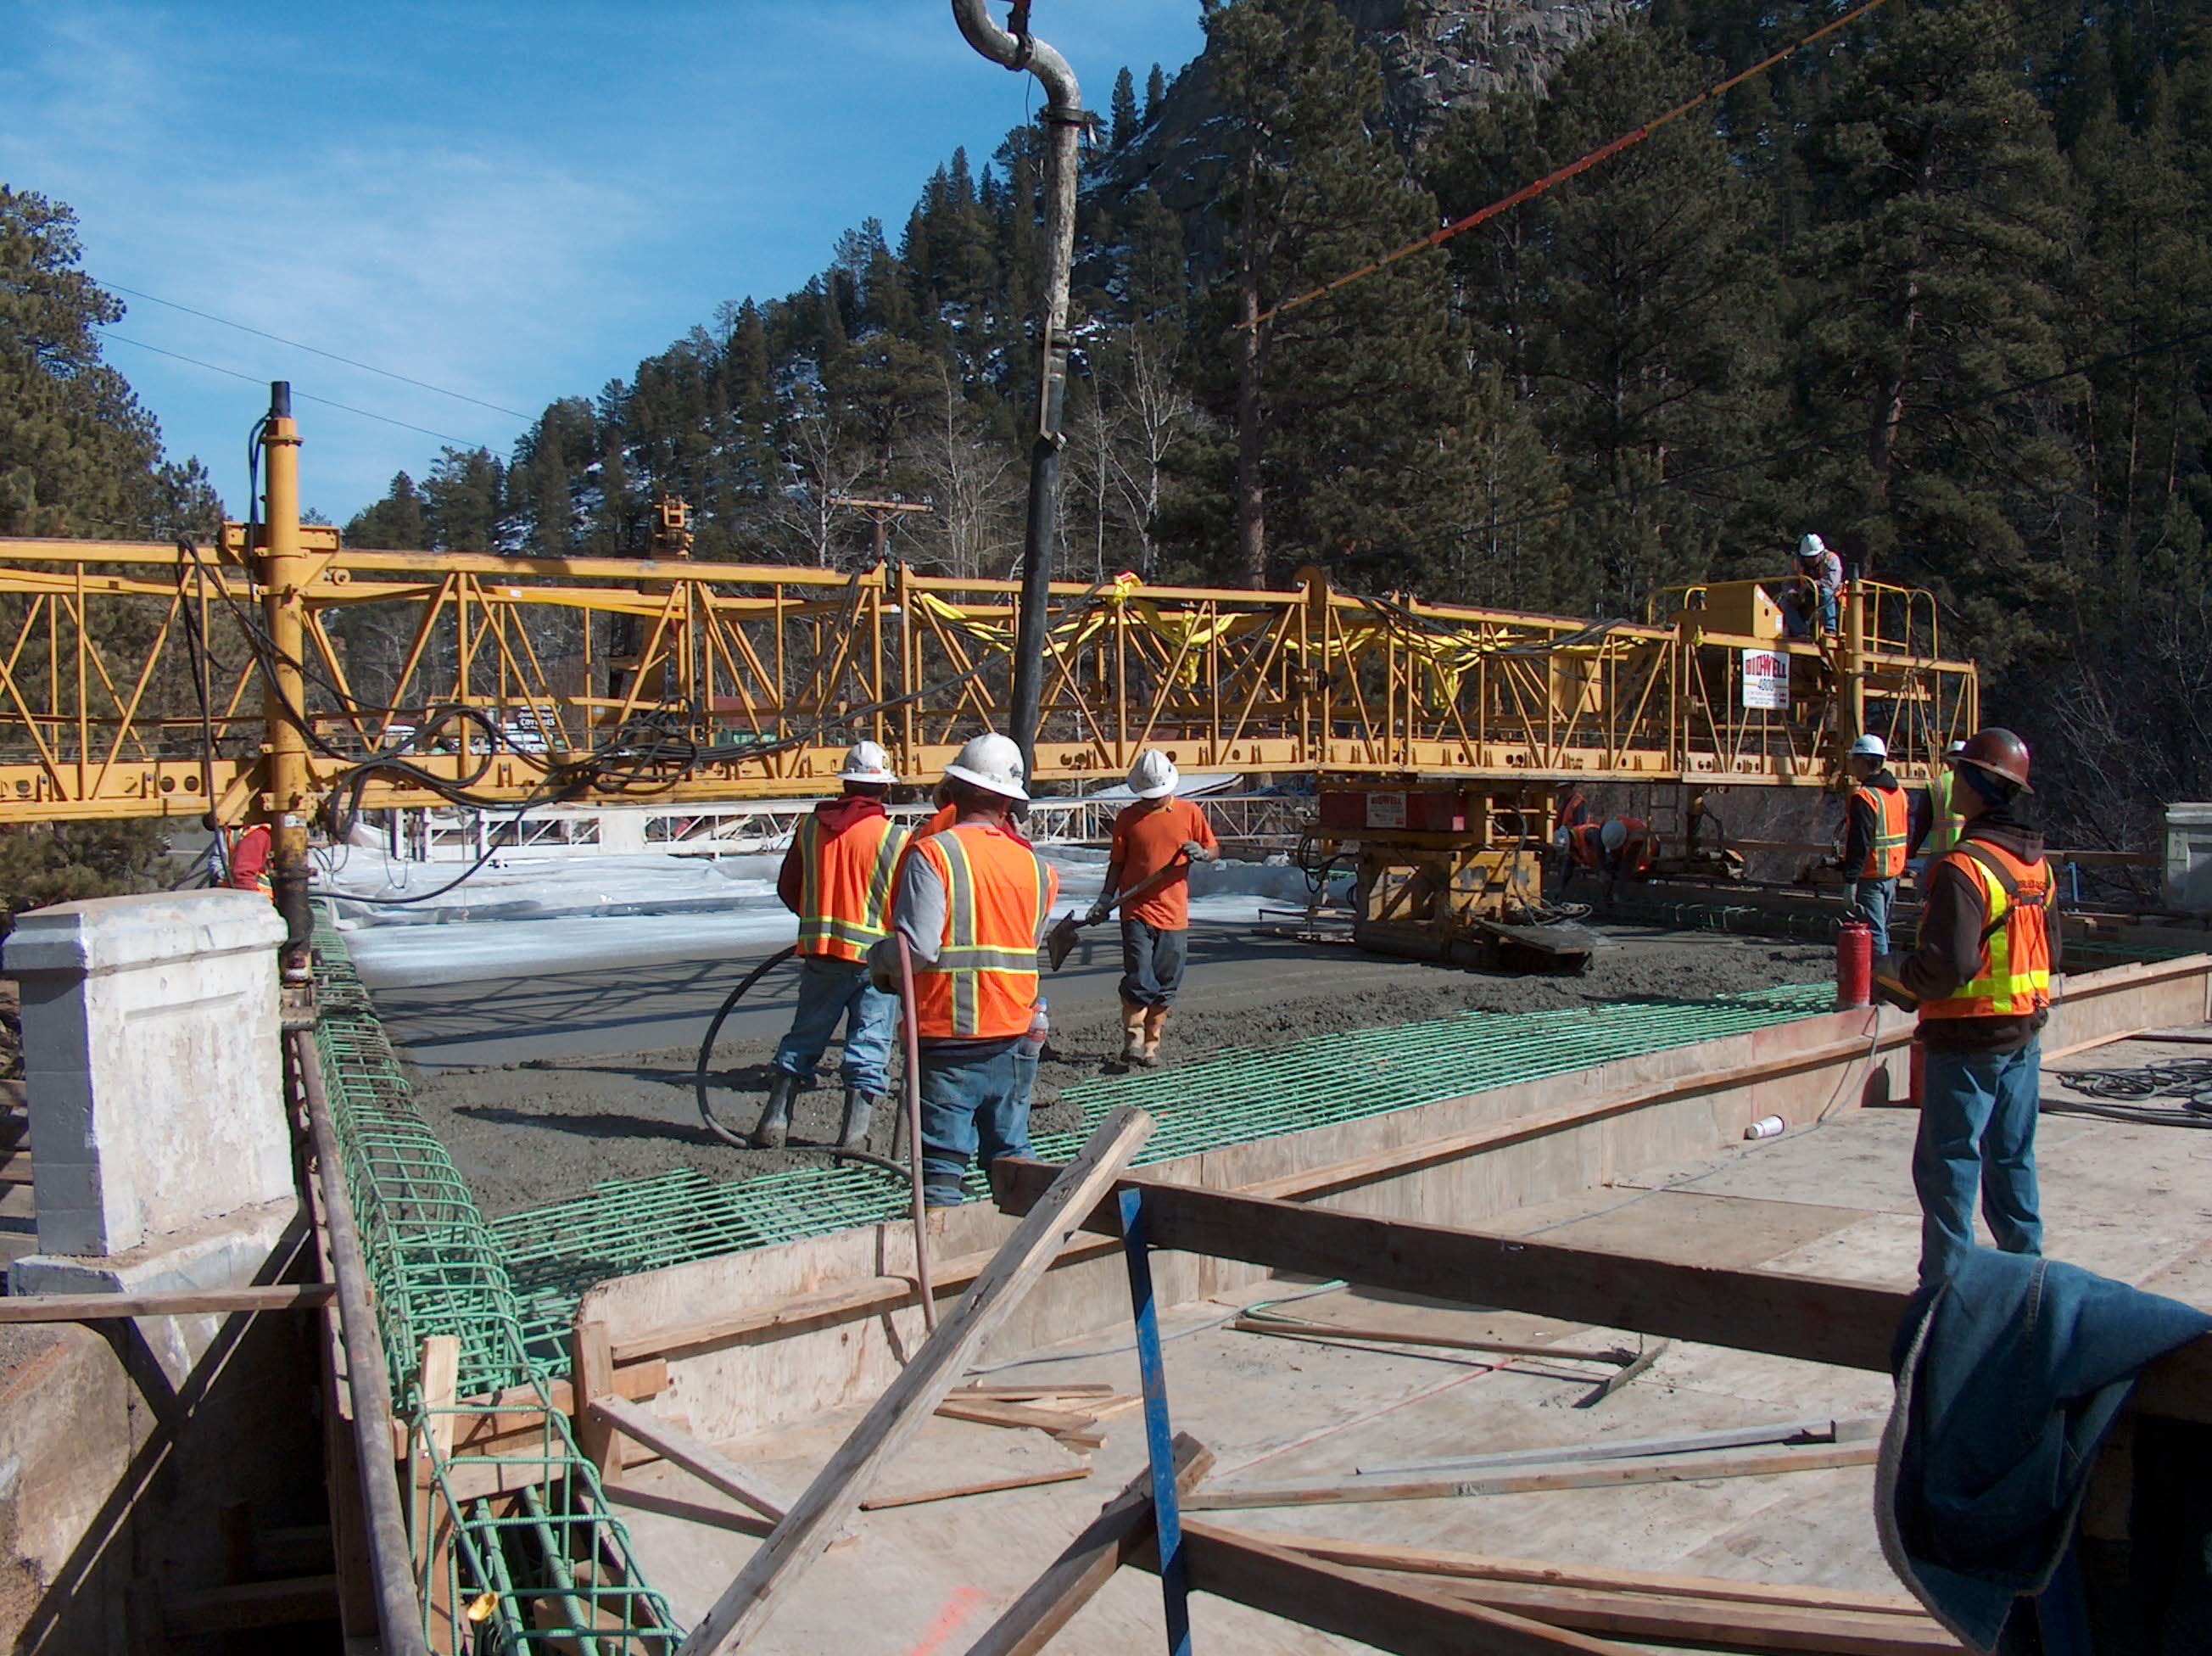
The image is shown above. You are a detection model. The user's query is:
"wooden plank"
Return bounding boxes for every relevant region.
[588,1396,789,1525]
[961,1434,1214,1656]
[987,1164,2212,1424]
[947,1382,1115,1401]
[419,1336,461,1458]
[1419,1576,1961,1655]
[162,1574,340,1636]
[1170,1522,1632,1656]
[859,1464,1092,1510]
[0,1151,31,1184]
[602,1482,775,1537]
[674,1105,1156,1656]
[935,1396,1108,1446]
[0,1282,336,1322]
[572,1314,620,1481]
[415,1336,461,1648]
[1187,1441,1880,1511]
[1260,1534,1927,1616]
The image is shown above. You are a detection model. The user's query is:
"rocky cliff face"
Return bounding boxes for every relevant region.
[1084,2,1630,277]
[1343,1,1632,148]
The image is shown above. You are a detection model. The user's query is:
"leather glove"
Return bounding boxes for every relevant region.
[1084,899,1112,926]
[1181,841,1215,864]
[1870,953,1919,1011]
[867,939,901,995]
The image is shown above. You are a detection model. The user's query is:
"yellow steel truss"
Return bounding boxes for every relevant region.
[0,532,1977,826]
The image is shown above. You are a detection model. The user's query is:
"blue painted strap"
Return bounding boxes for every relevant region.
[1119,1185,1192,1656]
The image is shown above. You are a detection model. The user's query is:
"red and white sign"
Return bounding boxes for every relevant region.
[1366,791,1408,830]
[1742,649,1790,712]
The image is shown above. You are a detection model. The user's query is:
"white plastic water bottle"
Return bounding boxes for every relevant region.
[1745,1115,1785,1141]
[1020,998,1049,1057]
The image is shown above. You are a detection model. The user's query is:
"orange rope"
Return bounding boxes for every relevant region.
[1243,0,1897,332]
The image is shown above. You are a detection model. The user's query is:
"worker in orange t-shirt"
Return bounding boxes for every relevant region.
[1088,750,1220,1068]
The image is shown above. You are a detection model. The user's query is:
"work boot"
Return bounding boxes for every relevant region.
[1140,1004,1170,1067]
[838,1087,879,1151]
[750,1072,797,1150]
[1119,1002,1148,1066]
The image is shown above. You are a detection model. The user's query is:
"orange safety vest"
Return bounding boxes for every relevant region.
[1567,822,1604,870]
[910,824,1057,1041]
[795,810,908,963]
[1612,816,1656,875]
[1919,841,2055,1021]
[1855,783,1909,881]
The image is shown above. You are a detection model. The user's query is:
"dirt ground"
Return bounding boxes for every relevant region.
[407,934,1830,1217]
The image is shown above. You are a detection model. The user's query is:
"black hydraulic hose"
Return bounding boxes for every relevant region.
[691,945,911,1179]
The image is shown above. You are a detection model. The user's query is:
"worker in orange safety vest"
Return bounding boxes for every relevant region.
[753,741,910,1151]
[1873,728,2056,1282]
[1835,733,1909,954]
[869,733,1059,1207]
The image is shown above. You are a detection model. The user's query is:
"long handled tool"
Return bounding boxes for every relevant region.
[895,937,939,1331]
[1044,855,1191,971]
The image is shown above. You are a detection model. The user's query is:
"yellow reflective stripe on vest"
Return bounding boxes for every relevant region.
[796,815,908,957]
[1954,856,2052,1015]
[925,830,1046,1038]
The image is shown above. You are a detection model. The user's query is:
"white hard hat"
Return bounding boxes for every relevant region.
[1552,827,1570,850]
[1945,739,1967,755]
[1600,819,1627,853]
[1798,532,1827,561]
[837,740,897,785]
[1849,734,1887,761]
[942,731,1028,803]
[1127,749,1178,800]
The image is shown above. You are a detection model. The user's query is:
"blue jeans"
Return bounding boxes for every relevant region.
[1119,919,1189,1010]
[771,956,897,1096]
[918,1038,1038,1206]
[1848,876,1896,955]
[1913,1039,2044,1283]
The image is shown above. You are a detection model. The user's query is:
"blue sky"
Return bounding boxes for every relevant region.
[0,2,1207,521]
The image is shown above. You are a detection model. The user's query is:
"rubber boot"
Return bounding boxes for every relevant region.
[838,1087,878,1151]
[1140,1004,1170,1067]
[750,1072,796,1150]
[1119,1001,1148,1066]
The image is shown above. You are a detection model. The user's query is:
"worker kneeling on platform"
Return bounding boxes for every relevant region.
[754,741,909,1151]
[1090,750,1219,1067]
[1872,729,2054,1284]
[869,734,1059,1207]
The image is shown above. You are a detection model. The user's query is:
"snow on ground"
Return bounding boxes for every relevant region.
[332,844,1340,991]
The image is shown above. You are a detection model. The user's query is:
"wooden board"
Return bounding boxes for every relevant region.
[1187,1441,1880,1511]
[961,1435,1213,1656]
[1170,1521,1633,1656]
[1418,1575,1960,1655]
[1257,1534,1924,1616]
[0,1282,335,1321]
[859,1464,1092,1510]
[989,1164,2212,1424]
[673,1105,1155,1656]
[589,1396,790,1524]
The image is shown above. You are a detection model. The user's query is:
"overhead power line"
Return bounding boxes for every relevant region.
[1243,0,1897,331]
[97,277,534,420]
[97,330,490,448]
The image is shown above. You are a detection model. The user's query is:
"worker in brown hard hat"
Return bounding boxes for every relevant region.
[1872,728,2057,1283]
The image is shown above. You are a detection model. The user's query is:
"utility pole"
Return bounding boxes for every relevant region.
[951,0,1082,781]
[826,495,932,565]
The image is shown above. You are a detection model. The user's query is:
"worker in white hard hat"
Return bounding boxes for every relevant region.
[1785,532,1843,640]
[1835,732,1908,954]
[1597,813,1656,899]
[1087,749,1220,1066]
[755,741,909,1151]
[869,733,1059,1206]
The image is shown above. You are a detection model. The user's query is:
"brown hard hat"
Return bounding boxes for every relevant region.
[1949,727,2033,793]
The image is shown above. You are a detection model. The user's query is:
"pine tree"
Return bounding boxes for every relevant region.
[1110,66,1139,148]
[1146,62,1167,122]
[345,473,429,549]
[1793,0,2082,664]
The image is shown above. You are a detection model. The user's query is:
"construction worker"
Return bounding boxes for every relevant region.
[869,733,1059,1207]
[226,822,275,899]
[1837,734,1908,954]
[1554,818,1606,891]
[1784,532,1842,639]
[1600,815,1656,895]
[1086,750,1220,1067]
[1909,740,1969,862]
[1873,729,2055,1282]
[752,741,908,1151]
